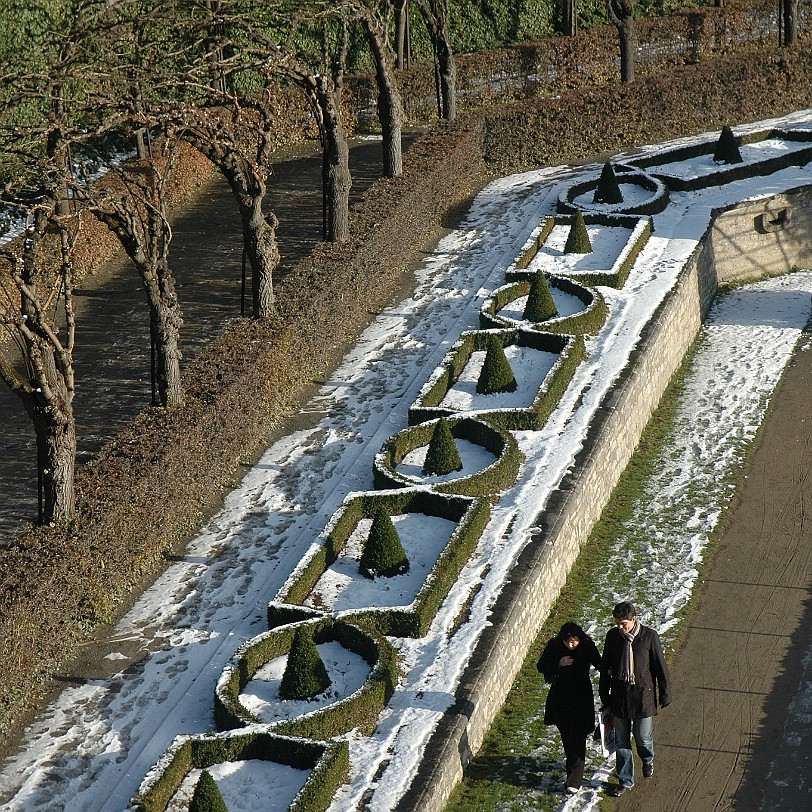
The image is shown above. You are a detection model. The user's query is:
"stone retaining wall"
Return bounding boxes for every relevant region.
[395,185,812,812]
[711,185,812,283]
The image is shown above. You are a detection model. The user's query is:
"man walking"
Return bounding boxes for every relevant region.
[599,601,671,797]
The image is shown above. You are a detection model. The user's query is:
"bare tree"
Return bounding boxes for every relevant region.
[183,2,353,248]
[0,204,78,523]
[73,133,186,407]
[606,0,636,83]
[0,0,109,520]
[414,0,456,121]
[346,0,405,178]
[175,96,281,316]
[262,18,353,242]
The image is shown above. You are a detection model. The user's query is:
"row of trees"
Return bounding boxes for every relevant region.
[0,0,462,524]
[0,0,802,525]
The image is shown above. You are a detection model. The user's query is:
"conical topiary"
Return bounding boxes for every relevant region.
[563,211,592,255]
[359,511,409,578]
[279,627,331,700]
[476,335,517,394]
[523,271,559,321]
[422,417,463,476]
[592,162,623,205]
[190,770,228,812]
[713,125,743,164]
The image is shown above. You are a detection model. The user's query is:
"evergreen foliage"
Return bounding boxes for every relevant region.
[422,418,463,476]
[279,627,332,700]
[592,162,623,204]
[190,770,228,812]
[476,336,517,394]
[563,211,593,254]
[359,511,410,578]
[523,271,559,321]
[713,125,743,164]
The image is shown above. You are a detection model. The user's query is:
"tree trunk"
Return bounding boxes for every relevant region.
[145,270,184,407]
[607,0,636,83]
[317,80,352,242]
[416,1,456,121]
[561,0,577,36]
[618,20,636,82]
[363,18,404,178]
[240,197,279,317]
[782,0,798,46]
[394,0,409,68]
[1,206,78,524]
[182,128,279,319]
[435,33,456,121]
[33,406,76,523]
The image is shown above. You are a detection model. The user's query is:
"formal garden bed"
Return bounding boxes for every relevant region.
[373,415,523,498]
[268,489,491,639]
[68,110,812,810]
[629,125,812,190]
[480,274,608,335]
[408,328,585,431]
[214,618,398,740]
[129,730,348,812]
[506,214,653,289]
[557,166,670,215]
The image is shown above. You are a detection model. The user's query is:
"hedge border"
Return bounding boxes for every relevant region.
[213,617,398,740]
[629,125,812,191]
[480,273,608,336]
[372,415,524,498]
[513,216,557,271]
[556,168,670,215]
[128,729,349,812]
[408,328,586,431]
[506,215,653,289]
[269,489,491,638]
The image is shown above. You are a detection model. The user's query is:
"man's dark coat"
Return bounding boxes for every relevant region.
[599,624,671,720]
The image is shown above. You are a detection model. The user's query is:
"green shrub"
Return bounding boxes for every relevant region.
[359,511,410,578]
[713,125,743,164]
[190,770,228,812]
[593,162,623,204]
[279,627,332,700]
[563,211,593,254]
[523,271,559,320]
[422,418,463,476]
[476,335,517,394]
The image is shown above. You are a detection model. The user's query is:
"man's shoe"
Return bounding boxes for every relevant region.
[608,784,631,797]
[643,761,654,778]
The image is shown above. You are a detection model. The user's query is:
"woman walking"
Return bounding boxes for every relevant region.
[537,622,602,794]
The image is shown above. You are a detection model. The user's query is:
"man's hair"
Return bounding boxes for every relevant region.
[612,601,636,620]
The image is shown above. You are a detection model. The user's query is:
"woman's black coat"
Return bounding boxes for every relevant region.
[537,635,602,735]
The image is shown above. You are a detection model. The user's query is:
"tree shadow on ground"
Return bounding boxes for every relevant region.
[732,589,812,812]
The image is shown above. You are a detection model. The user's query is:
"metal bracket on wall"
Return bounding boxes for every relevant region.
[756,206,791,233]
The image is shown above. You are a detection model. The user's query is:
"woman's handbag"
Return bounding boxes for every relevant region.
[594,707,616,757]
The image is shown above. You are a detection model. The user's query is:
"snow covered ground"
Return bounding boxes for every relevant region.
[1,110,812,812]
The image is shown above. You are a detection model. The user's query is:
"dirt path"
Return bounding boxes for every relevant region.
[617,334,812,811]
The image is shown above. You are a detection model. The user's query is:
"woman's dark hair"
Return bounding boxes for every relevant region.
[558,621,587,641]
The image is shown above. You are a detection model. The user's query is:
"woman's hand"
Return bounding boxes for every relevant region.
[559,655,574,667]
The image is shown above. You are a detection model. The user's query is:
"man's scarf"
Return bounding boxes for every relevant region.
[617,621,640,684]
